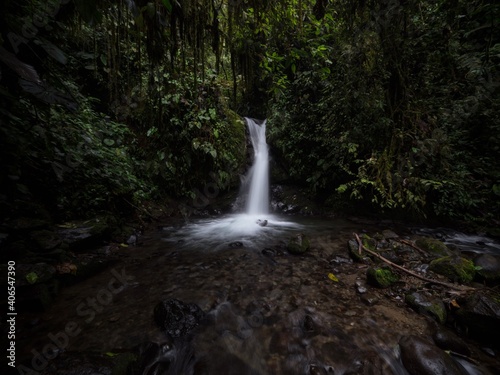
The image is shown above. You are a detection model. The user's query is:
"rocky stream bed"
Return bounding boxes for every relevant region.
[5,212,500,375]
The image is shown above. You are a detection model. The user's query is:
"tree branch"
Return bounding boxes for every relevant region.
[353,233,475,292]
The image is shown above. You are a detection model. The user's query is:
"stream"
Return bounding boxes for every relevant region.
[14,118,500,374]
[15,213,500,374]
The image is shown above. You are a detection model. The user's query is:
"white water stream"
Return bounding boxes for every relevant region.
[163,117,302,250]
[244,118,269,215]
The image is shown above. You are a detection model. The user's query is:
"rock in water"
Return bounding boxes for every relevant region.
[256,219,268,227]
[154,299,205,338]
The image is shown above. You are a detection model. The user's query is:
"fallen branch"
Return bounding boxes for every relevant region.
[394,238,429,257]
[353,233,475,292]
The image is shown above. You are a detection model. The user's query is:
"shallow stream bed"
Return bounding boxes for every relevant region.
[16,214,500,374]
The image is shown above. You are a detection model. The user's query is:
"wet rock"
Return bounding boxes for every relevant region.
[256,219,268,227]
[57,219,116,251]
[399,335,467,375]
[366,267,399,288]
[347,239,365,262]
[405,292,447,324]
[429,256,476,284]
[454,291,500,344]
[473,254,500,285]
[415,237,453,258]
[355,280,367,294]
[287,233,310,255]
[154,299,205,338]
[382,230,399,240]
[432,326,471,356]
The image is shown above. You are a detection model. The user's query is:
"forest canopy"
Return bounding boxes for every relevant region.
[0,0,499,226]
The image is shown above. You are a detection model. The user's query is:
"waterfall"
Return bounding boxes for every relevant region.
[244,118,269,215]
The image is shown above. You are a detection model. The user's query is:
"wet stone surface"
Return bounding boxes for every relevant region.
[15,216,500,374]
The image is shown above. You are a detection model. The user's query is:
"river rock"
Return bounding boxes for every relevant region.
[415,237,453,258]
[432,326,471,356]
[287,233,310,255]
[256,219,268,227]
[382,229,399,240]
[154,299,205,338]
[347,239,364,262]
[429,256,476,283]
[405,292,447,324]
[473,253,500,285]
[366,267,399,288]
[399,335,467,375]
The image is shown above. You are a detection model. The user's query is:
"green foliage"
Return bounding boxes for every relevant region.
[266,0,500,222]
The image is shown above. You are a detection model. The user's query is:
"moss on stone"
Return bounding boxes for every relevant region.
[415,237,452,257]
[405,292,447,324]
[429,256,476,284]
[287,233,310,255]
[366,267,399,288]
[361,234,377,252]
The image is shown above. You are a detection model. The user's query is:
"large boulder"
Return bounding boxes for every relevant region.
[415,237,453,258]
[399,335,466,375]
[473,253,500,285]
[429,256,476,284]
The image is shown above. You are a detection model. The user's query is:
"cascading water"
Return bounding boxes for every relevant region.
[162,116,302,249]
[244,118,269,215]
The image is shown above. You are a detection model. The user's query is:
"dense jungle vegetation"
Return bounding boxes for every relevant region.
[0,0,499,228]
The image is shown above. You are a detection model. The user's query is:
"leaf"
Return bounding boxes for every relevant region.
[37,39,67,64]
[103,138,115,146]
[120,243,128,247]
[0,46,41,83]
[328,273,339,282]
[26,272,38,284]
[161,0,172,12]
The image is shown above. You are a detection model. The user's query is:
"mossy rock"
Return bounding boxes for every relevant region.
[287,233,310,255]
[366,267,399,288]
[405,292,447,324]
[361,234,377,251]
[348,239,364,262]
[415,237,453,258]
[429,256,476,284]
